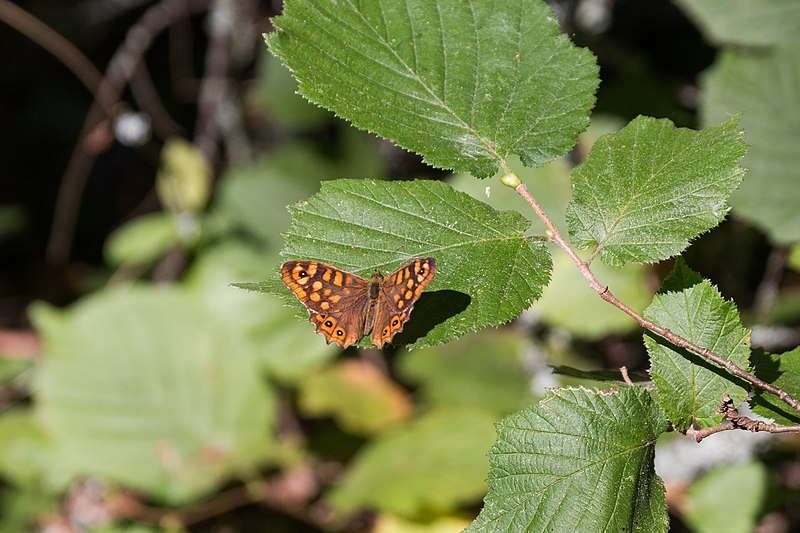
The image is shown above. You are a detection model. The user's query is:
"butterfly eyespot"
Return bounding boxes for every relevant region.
[281,258,435,349]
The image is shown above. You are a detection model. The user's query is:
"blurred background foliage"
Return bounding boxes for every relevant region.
[0,0,798,531]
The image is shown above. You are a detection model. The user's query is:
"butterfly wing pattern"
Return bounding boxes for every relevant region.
[372,258,436,348]
[281,258,436,349]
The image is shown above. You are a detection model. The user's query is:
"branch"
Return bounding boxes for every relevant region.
[514,182,800,415]
[687,395,800,442]
[46,0,212,265]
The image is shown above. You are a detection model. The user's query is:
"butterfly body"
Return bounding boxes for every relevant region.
[281,258,436,349]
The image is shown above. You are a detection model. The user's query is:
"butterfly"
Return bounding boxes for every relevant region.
[281,258,436,349]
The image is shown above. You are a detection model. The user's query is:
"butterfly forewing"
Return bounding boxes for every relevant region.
[281,258,436,349]
[281,260,371,348]
[371,258,436,348]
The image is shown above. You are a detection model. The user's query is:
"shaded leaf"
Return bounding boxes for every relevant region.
[267,0,598,177]
[210,136,383,248]
[257,179,551,349]
[702,44,800,244]
[328,407,497,518]
[674,0,800,46]
[186,242,338,382]
[374,514,470,533]
[32,287,274,504]
[0,408,67,491]
[684,461,768,533]
[750,347,800,425]
[644,259,750,431]
[298,359,412,436]
[567,116,747,267]
[397,330,535,416]
[104,213,179,268]
[467,387,669,533]
[250,50,331,130]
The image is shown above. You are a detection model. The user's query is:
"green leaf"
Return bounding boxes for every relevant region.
[0,204,27,242]
[644,259,750,431]
[684,461,768,533]
[328,407,497,518]
[467,387,669,533]
[156,138,211,214]
[0,408,67,491]
[266,0,598,177]
[449,157,652,338]
[104,213,180,267]
[701,44,800,244]
[750,347,800,425]
[0,487,59,533]
[298,359,412,436]
[32,287,274,504]
[274,179,551,348]
[211,136,384,247]
[397,330,535,416]
[250,50,332,130]
[674,0,800,46]
[186,242,338,382]
[536,252,651,338]
[566,116,747,267]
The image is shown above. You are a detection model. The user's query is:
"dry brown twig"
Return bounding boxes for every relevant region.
[686,395,800,442]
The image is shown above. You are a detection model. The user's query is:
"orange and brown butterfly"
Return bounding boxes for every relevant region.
[280,258,436,349]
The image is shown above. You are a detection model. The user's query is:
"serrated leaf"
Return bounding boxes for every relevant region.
[328,407,497,518]
[701,44,800,244]
[750,347,800,425]
[273,179,551,348]
[674,0,800,46]
[397,330,535,415]
[684,461,768,533]
[266,0,598,177]
[644,260,750,431]
[566,116,747,267]
[298,359,412,435]
[32,287,274,504]
[467,387,669,533]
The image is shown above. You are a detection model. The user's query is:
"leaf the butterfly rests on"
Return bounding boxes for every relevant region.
[281,258,436,349]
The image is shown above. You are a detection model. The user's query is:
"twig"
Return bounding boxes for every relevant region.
[46,0,212,265]
[688,395,800,442]
[514,182,800,415]
[620,366,634,387]
[0,0,110,115]
[193,0,234,163]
